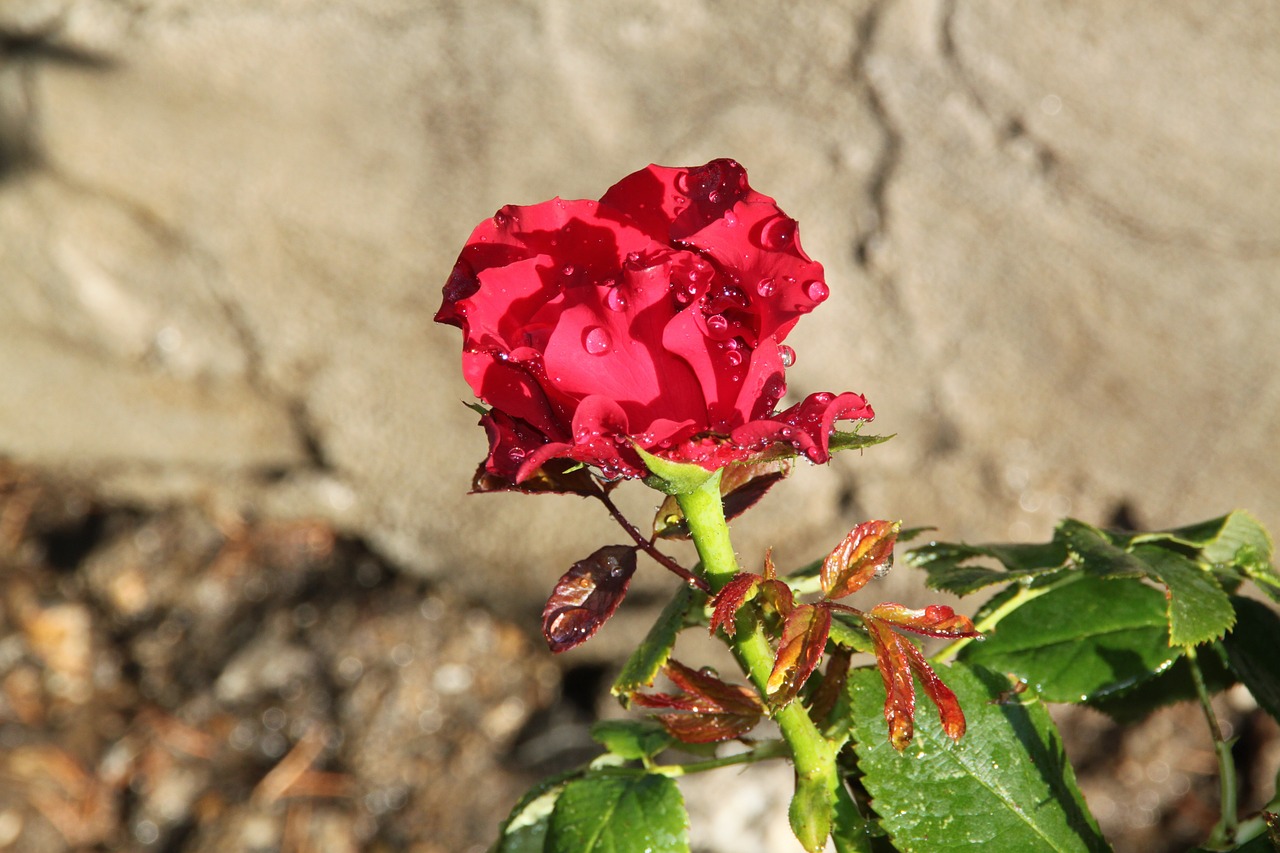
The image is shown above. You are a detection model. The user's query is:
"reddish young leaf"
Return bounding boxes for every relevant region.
[631,660,765,744]
[541,545,638,653]
[907,647,966,741]
[821,520,900,600]
[865,617,918,750]
[766,604,832,705]
[646,711,763,744]
[758,578,795,619]
[867,602,979,639]
[807,646,853,726]
[709,573,763,637]
[865,615,969,749]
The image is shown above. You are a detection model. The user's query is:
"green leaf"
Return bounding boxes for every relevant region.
[612,584,703,702]
[828,431,894,454]
[1205,511,1278,600]
[1058,519,1149,578]
[907,537,1069,596]
[1130,545,1235,646]
[847,663,1110,852]
[959,575,1181,702]
[1222,596,1280,725]
[829,613,874,653]
[589,719,675,761]
[1202,510,1274,566]
[547,773,689,853]
[1087,643,1236,724]
[493,772,579,853]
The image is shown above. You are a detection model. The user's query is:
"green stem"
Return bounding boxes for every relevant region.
[676,475,839,852]
[1188,645,1238,850]
[650,739,790,777]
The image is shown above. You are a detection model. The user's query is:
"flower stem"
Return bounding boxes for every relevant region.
[1188,645,1238,850]
[675,475,839,852]
[597,492,710,593]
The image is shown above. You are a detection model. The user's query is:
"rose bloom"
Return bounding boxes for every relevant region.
[435,158,873,485]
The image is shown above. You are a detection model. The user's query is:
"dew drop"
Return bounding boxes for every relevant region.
[583,326,612,355]
[763,375,787,401]
[814,392,834,404]
[492,209,510,227]
[756,277,776,297]
[707,190,720,204]
[605,288,628,312]
[508,447,526,462]
[779,426,794,438]
[804,280,829,302]
[723,209,738,227]
[779,345,796,368]
[758,215,797,250]
[562,264,576,277]
[725,350,743,367]
[706,314,729,336]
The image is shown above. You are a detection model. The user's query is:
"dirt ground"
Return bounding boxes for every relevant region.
[0,460,1275,852]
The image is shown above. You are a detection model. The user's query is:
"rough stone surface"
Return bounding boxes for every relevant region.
[2,0,1277,611]
[1,3,1278,847]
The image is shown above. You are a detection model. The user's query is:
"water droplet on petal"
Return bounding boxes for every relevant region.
[779,426,794,438]
[605,288,628,312]
[723,209,738,227]
[804,280,829,302]
[725,350,743,367]
[756,277,776,297]
[562,264,576,277]
[508,447,526,461]
[492,209,510,227]
[779,345,796,368]
[764,375,787,401]
[814,392,834,404]
[583,326,612,355]
[707,190,720,203]
[758,215,797,250]
[706,314,729,335]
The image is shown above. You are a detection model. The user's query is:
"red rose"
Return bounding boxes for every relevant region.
[435,158,873,485]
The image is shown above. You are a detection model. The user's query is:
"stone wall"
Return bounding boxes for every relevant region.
[2,0,1277,621]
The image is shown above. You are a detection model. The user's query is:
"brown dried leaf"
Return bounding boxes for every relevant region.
[541,546,637,652]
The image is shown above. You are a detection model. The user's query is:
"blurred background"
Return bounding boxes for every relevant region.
[0,1,1277,851]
